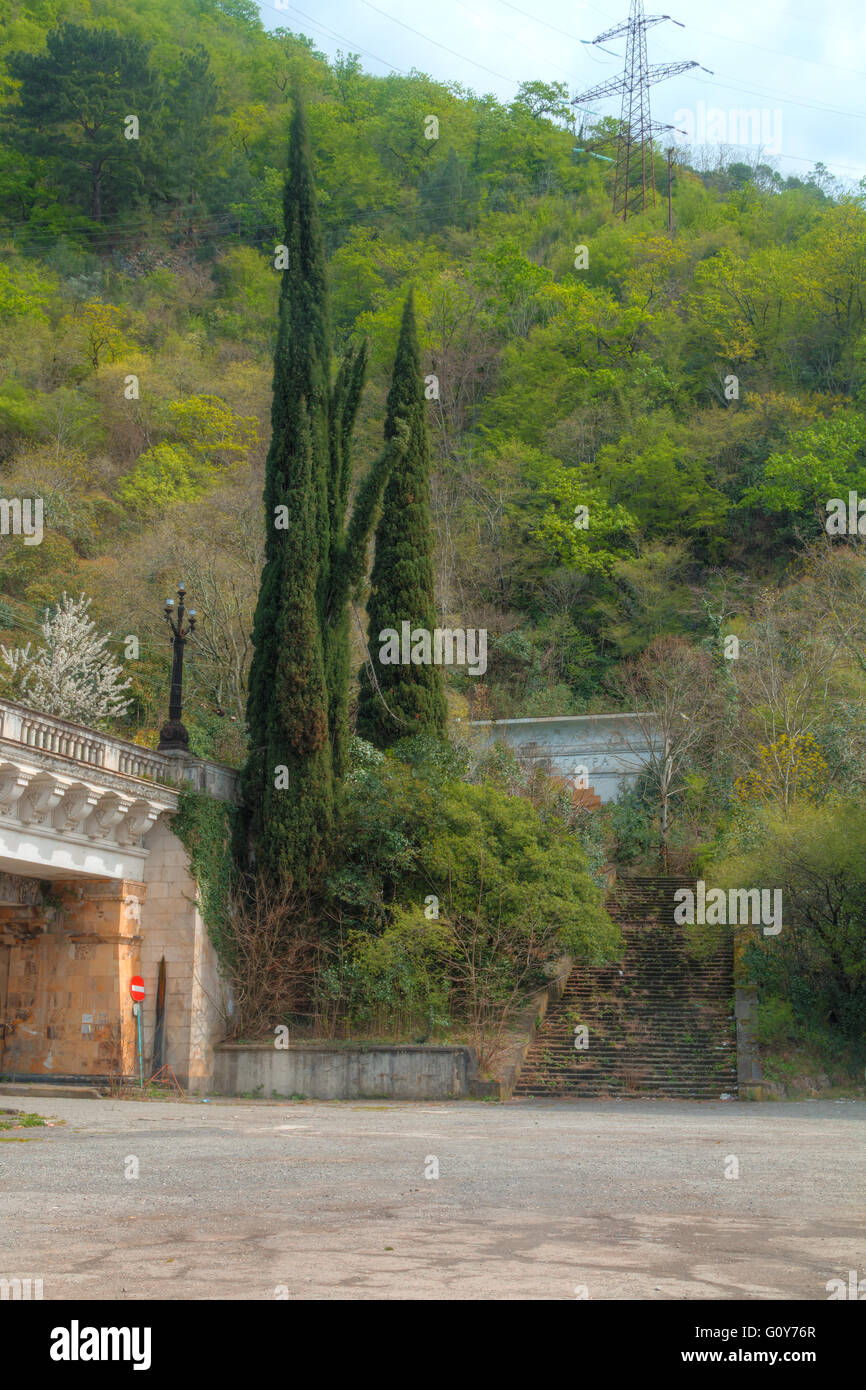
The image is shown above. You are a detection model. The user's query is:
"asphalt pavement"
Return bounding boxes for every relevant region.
[1,1095,863,1299]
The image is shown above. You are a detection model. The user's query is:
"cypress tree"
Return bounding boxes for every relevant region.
[239,95,405,887]
[356,290,447,748]
[322,340,367,778]
[238,98,332,891]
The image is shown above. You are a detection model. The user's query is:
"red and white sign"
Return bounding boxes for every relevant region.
[129,976,145,1003]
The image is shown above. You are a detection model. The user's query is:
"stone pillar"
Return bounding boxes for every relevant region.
[140,816,228,1091]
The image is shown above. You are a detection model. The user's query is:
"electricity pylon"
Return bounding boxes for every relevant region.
[572,2,706,220]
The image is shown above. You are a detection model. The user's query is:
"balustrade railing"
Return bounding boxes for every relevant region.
[0,700,238,801]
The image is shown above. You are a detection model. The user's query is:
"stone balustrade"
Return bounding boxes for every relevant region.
[0,699,239,882]
[0,698,239,802]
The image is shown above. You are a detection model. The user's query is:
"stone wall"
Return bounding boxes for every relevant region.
[0,701,238,1090]
[139,816,228,1092]
[212,1043,476,1101]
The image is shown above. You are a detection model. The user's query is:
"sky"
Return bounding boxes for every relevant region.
[254,0,866,188]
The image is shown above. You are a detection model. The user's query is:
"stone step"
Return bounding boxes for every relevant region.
[513,878,737,1100]
[0,1081,103,1100]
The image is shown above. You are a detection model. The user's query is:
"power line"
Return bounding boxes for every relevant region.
[0,18,864,255]
[688,71,866,126]
[682,20,866,81]
[260,1,407,73]
[0,177,562,246]
[493,0,596,45]
[452,0,577,82]
[492,2,866,151]
[357,0,523,87]
[549,0,866,82]
[486,0,866,173]
[125,3,866,177]
[0,601,168,656]
[625,8,866,123]
[679,0,865,46]
[573,1,705,220]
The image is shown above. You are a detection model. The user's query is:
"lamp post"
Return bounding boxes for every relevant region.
[157,582,197,753]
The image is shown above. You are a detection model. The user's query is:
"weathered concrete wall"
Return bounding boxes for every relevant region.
[471,713,660,804]
[139,816,228,1093]
[736,985,763,1097]
[212,1043,476,1100]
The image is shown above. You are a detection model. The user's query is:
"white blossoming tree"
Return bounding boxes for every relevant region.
[0,592,131,727]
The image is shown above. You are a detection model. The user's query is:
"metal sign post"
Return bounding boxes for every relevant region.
[130,977,145,1088]
[132,1004,143,1088]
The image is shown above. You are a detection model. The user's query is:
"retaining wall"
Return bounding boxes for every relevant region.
[212,1042,476,1100]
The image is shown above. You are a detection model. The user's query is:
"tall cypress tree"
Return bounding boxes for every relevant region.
[238,99,332,891]
[357,290,447,748]
[239,95,404,887]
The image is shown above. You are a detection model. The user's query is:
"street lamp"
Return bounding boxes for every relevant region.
[157,582,197,754]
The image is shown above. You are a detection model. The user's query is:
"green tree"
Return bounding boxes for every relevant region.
[711,799,866,1045]
[357,291,447,748]
[162,44,220,206]
[6,24,161,221]
[512,81,573,126]
[530,459,638,576]
[740,412,866,532]
[238,95,403,888]
[238,99,334,891]
[116,396,257,515]
[420,146,475,231]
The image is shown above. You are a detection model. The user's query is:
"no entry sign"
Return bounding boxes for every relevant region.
[129,976,145,1003]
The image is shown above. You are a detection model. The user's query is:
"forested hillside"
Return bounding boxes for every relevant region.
[4,0,866,756]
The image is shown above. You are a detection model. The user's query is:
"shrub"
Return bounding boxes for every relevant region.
[754,996,797,1048]
[324,735,620,1056]
[709,798,866,1050]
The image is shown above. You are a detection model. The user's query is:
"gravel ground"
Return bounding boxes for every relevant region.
[1,1095,864,1300]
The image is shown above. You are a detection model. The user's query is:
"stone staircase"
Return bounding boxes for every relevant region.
[513,875,737,1100]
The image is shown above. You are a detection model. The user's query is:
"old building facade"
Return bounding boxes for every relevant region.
[0,700,237,1092]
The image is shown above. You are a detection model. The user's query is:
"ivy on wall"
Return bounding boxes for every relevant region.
[172,787,237,970]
